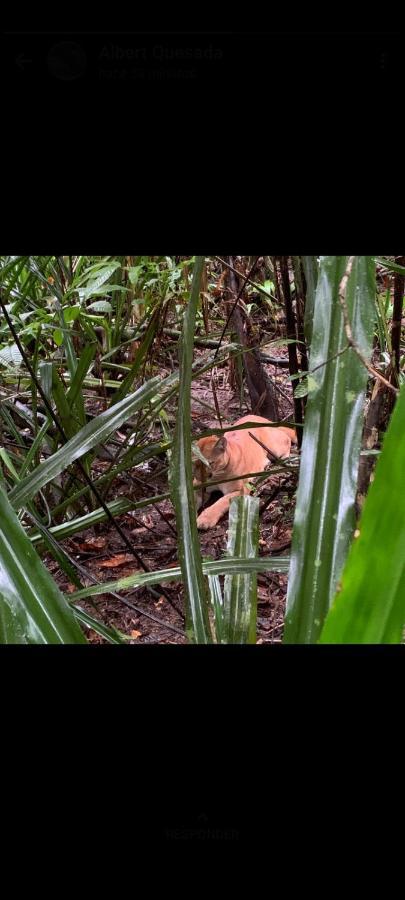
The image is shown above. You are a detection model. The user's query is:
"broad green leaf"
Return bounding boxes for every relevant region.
[223,495,259,644]
[86,300,113,314]
[28,464,294,545]
[302,255,319,346]
[9,376,161,510]
[320,386,405,643]
[77,263,121,300]
[0,405,26,453]
[39,360,53,403]
[86,284,129,296]
[19,419,51,478]
[170,256,212,643]
[0,343,23,366]
[53,328,63,346]
[72,606,126,644]
[29,512,84,592]
[54,309,88,430]
[1,454,85,599]
[284,256,376,643]
[63,306,81,323]
[29,496,138,545]
[0,484,86,644]
[0,447,19,482]
[128,265,143,287]
[375,257,405,277]
[66,343,97,409]
[52,368,81,440]
[72,258,117,284]
[68,556,290,602]
[0,255,29,280]
[293,378,309,399]
[207,576,224,643]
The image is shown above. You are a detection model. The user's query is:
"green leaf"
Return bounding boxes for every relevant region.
[8,376,161,510]
[0,484,86,644]
[51,368,81,440]
[66,343,97,409]
[320,386,405,643]
[78,263,121,300]
[284,256,376,643]
[170,257,212,643]
[302,256,319,346]
[71,606,126,644]
[29,497,137,545]
[67,556,290,602]
[375,257,405,277]
[111,311,158,405]
[38,360,53,403]
[0,343,23,367]
[207,576,224,643]
[63,306,81,323]
[293,378,309,399]
[223,495,259,643]
[53,328,63,346]
[87,284,129,296]
[19,419,51,478]
[0,447,20,482]
[0,406,26,455]
[127,265,143,287]
[86,300,113,314]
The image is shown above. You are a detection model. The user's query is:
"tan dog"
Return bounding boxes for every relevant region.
[193,415,297,530]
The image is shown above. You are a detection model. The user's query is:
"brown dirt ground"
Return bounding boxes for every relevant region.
[48,347,298,644]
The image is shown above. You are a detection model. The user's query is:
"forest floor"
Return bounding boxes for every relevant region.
[48,347,297,644]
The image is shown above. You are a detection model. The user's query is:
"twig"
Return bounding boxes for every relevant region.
[338,256,399,395]
[248,431,295,470]
[130,470,178,539]
[310,343,350,374]
[259,354,290,367]
[258,475,295,517]
[210,370,223,429]
[72,592,185,637]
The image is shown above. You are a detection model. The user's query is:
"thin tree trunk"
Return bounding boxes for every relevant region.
[227,257,278,420]
[279,256,304,445]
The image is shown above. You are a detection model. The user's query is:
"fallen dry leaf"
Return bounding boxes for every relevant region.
[76,537,107,552]
[99,554,136,568]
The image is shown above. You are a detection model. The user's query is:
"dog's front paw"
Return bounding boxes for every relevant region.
[196,509,216,530]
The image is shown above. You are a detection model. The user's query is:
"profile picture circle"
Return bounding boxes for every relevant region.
[47,42,86,80]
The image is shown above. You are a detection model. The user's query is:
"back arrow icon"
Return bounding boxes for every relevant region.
[16,53,33,70]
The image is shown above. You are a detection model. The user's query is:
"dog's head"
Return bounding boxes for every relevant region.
[192,435,228,507]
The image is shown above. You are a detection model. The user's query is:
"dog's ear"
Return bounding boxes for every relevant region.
[212,435,227,455]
